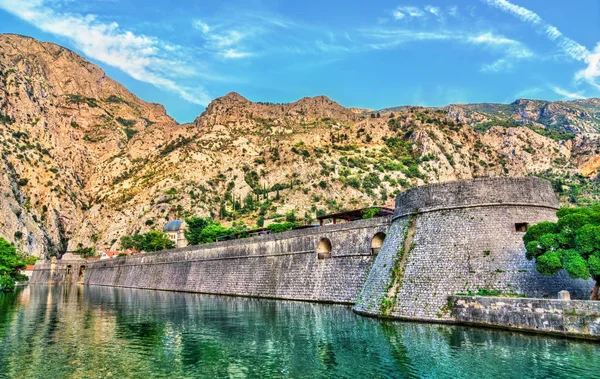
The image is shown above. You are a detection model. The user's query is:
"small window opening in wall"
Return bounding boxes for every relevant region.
[371,232,386,255]
[317,238,332,259]
[515,223,529,232]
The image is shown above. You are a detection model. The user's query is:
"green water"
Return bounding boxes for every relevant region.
[0,286,599,378]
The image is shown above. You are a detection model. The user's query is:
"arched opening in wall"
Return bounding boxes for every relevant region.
[66,265,72,279]
[317,238,332,259]
[78,266,86,282]
[371,232,386,255]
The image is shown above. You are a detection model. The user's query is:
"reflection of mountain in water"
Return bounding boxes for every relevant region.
[0,286,598,378]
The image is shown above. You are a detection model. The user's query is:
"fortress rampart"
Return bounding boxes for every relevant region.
[31,177,595,325]
[32,217,390,304]
[353,177,594,321]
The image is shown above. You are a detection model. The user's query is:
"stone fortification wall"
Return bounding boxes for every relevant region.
[354,177,594,321]
[30,254,87,285]
[82,217,390,304]
[451,296,600,340]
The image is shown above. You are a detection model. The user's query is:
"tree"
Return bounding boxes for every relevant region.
[184,217,211,245]
[523,204,600,300]
[196,223,234,243]
[120,234,146,250]
[120,231,175,252]
[0,238,26,291]
[74,244,96,258]
[183,217,235,244]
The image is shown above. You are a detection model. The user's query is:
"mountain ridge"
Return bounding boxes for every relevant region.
[1,34,599,258]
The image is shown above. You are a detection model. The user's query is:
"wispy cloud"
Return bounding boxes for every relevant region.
[550,85,585,100]
[424,6,442,20]
[192,19,254,59]
[392,6,424,20]
[361,27,533,72]
[392,5,446,21]
[466,32,534,72]
[0,0,211,105]
[483,0,599,91]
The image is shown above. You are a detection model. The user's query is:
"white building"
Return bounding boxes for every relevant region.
[163,220,188,248]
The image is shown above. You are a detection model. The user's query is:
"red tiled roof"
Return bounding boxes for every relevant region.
[103,250,118,258]
[103,249,139,258]
[25,265,35,271]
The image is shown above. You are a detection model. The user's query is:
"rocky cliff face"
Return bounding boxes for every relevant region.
[0,34,599,257]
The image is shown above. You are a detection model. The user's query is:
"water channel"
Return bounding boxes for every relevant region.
[1,285,598,378]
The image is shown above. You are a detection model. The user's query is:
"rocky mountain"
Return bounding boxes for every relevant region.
[383,98,600,134]
[0,34,599,257]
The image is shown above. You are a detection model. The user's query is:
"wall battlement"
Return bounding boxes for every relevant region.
[394,177,559,218]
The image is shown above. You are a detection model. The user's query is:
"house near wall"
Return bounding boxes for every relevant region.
[316,207,395,226]
[163,220,188,248]
[20,265,35,279]
[100,249,140,260]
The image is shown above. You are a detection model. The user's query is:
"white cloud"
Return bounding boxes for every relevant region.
[192,20,210,34]
[392,6,425,20]
[467,32,534,72]
[576,42,600,91]
[483,0,599,91]
[362,28,533,71]
[221,49,252,59]
[468,32,534,59]
[192,19,256,59]
[393,5,446,21]
[483,0,588,60]
[550,85,585,100]
[392,10,406,20]
[425,6,441,18]
[0,0,210,105]
[481,59,512,73]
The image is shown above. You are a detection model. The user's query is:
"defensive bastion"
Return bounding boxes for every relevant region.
[31,177,594,326]
[353,176,593,321]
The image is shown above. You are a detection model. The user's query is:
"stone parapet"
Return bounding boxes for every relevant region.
[394,177,559,218]
[450,296,600,340]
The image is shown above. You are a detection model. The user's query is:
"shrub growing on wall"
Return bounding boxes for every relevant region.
[523,204,600,300]
[267,222,297,234]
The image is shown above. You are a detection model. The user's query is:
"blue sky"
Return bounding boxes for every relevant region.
[0,0,599,123]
